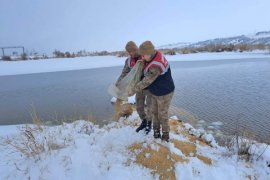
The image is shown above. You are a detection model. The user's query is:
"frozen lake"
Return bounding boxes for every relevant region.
[0,58,269,141]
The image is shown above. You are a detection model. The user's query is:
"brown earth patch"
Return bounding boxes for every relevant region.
[129,143,188,180]
[196,154,212,165]
[171,139,197,157]
[169,119,210,147]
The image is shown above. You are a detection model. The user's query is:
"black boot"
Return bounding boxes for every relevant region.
[136,119,147,132]
[154,129,161,139]
[161,132,169,142]
[145,121,152,135]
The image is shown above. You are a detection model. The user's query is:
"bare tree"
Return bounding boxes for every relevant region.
[21,53,28,60]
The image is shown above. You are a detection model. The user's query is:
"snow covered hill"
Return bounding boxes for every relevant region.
[159,31,270,49]
[192,31,270,47]
[157,42,191,49]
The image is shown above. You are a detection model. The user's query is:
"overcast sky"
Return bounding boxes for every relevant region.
[0,0,269,54]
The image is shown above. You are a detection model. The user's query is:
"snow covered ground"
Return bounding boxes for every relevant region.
[0,51,269,76]
[0,112,269,180]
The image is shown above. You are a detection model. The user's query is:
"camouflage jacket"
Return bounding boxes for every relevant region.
[132,67,161,93]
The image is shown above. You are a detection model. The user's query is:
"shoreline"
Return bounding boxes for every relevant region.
[1,51,270,76]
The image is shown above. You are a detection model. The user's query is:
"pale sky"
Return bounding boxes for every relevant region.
[0,0,269,54]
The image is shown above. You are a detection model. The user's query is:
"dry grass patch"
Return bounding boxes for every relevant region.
[169,119,182,133]
[0,111,74,160]
[169,119,210,147]
[171,139,212,165]
[172,139,197,156]
[196,154,212,165]
[129,143,188,180]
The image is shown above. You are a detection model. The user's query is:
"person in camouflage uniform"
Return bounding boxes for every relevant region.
[116,41,152,134]
[129,41,175,142]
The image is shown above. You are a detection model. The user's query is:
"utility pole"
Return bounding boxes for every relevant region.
[1,48,4,56]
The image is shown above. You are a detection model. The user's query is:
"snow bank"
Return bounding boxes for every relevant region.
[0,51,269,76]
[0,113,269,179]
[0,56,125,76]
[168,51,270,62]
[249,143,270,176]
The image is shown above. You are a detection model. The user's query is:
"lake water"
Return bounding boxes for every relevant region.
[0,58,269,141]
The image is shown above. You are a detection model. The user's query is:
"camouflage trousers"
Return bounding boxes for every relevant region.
[135,90,152,122]
[151,91,174,133]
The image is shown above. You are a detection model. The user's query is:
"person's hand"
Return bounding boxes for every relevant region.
[137,59,144,64]
[128,90,135,96]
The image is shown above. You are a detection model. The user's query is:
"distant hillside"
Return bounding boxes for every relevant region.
[157,42,191,49]
[159,31,270,49]
[192,31,270,48]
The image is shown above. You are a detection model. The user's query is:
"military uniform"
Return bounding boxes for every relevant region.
[116,41,152,133]
[132,41,175,141]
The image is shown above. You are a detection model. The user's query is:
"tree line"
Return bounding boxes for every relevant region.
[1,43,270,61]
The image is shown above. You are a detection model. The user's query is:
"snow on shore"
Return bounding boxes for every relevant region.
[0,51,269,76]
[0,112,269,180]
